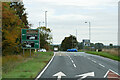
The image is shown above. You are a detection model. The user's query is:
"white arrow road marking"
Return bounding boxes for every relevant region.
[53,71,66,80]
[75,72,95,79]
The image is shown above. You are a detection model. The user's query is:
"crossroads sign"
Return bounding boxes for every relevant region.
[21,29,40,49]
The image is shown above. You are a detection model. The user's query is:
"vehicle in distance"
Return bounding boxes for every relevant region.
[67,49,78,52]
[29,36,35,40]
[54,47,58,52]
[38,49,46,52]
[26,44,31,47]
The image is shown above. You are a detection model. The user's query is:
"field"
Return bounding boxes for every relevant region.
[2,51,53,78]
[86,51,120,61]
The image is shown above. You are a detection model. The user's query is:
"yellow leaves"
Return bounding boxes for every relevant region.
[2,3,24,55]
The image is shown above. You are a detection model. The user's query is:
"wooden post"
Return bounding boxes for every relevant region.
[23,49,24,55]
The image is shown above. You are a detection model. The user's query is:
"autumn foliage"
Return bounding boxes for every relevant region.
[2,2,27,55]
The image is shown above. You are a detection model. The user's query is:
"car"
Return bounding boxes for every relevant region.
[38,49,46,52]
[29,37,35,40]
[26,44,31,47]
[67,49,78,52]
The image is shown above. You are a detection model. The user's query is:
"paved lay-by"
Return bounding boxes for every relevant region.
[35,52,120,80]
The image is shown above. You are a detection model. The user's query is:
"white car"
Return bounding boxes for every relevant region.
[38,49,46,52]
[29,37,35,40]
[26,44,31,47]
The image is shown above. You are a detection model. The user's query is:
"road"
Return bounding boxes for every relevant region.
[36,52,120,80]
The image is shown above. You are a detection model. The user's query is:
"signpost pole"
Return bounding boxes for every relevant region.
[23,49,24,55]
[30,49,31,57]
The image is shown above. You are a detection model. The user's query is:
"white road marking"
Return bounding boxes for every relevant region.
[98,63,105,67]
[88,58,90,59]
[53,71,66,80]
[71,60,74,63]
[67,55,77,68]
[35,52,55,80]
[104,70,109,78]
[104,69,120,78]
[92,60,96,63]
[75,72,95,79]
[73,64,76,68]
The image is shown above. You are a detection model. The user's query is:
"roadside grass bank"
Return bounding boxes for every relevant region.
[86,51,120,61]
[2,51,53,78]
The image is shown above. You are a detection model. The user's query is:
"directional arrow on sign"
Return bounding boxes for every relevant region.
[53,71,66,80]
[75,72,95,80]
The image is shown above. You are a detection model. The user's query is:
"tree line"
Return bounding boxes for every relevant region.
[60,35,116,51]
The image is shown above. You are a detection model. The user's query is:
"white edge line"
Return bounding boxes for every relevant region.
[35,52,55,80]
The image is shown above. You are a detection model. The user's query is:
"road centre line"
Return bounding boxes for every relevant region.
[67,55,77,68]
[73,64,76,68]
[71,60,74,63]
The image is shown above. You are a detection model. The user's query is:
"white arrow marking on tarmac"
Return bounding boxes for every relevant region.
[75,72,95,79]
[53,72,66,80]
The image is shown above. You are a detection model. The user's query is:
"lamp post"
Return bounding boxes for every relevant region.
[45,11,47,27]
[85,22,91,41]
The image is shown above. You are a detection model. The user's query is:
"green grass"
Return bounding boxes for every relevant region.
[78,50,84,52]
[2,52,53,78]
[86,51,120,61]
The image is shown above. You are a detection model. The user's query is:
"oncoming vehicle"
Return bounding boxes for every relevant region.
[29,36,35,40]
[67,49,78,52]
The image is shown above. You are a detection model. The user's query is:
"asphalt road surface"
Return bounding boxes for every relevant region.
[36,52,120,80]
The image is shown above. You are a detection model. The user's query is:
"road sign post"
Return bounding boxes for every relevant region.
[23,49,24,55]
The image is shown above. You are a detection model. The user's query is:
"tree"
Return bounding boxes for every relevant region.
[10,2,29,28]
[2,2,25,55]
[61,35,78,51]
[77,42,83,50]
[94,43,104,50]
[37,26,52,50]
[109,43,113,48]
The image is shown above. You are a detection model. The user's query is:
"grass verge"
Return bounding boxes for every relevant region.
[2,51,53,78]
[86,51,120,61]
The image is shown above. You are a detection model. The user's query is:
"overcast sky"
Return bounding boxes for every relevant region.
[23,0,119,45]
